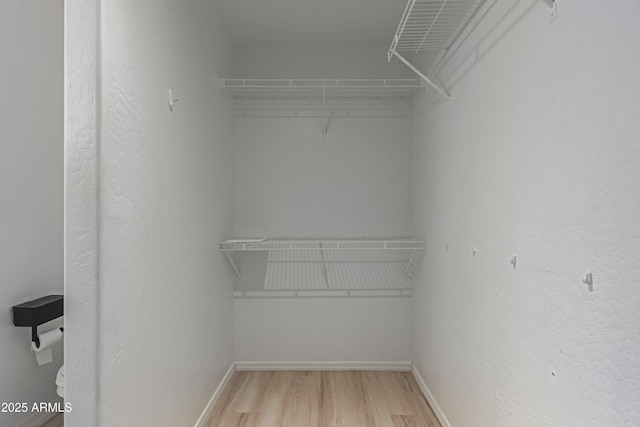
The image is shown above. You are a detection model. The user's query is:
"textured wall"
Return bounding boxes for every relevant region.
[0,1,64,426]
[99,0,235,425]
[411,1,640,426]
[65,0,101,425]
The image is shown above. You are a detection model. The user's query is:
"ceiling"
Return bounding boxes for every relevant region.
[213,0,408,44]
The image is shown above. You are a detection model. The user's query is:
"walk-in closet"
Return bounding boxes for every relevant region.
[3,0,639,426]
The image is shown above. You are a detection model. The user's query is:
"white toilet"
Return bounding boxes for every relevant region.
[56,365,64,398]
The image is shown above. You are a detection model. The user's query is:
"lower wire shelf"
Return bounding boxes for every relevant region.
[219,237,426,298]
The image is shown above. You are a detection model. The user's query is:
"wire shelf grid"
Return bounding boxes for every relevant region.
[221,79,422,102]
[389,0,484,54]
[220,237,426,297]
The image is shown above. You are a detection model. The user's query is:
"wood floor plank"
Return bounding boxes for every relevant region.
[233,371,270,414]
[205,371,442,427]
[256,371,298,427]
[332,371,376,427]
[285,371,321,427]
[391,414,418,427]
[318,369,336,427]
[40,414,64,427]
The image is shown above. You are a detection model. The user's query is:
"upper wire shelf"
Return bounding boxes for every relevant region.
[389,0,484,56]
[219,79,422,102]
[388,0,485,98]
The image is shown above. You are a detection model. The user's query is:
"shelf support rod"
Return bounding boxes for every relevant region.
[225,252,240,276]
[322,83,328,135]
[404,248,418,278]
[319,242,329,288]
[390,50,451,100]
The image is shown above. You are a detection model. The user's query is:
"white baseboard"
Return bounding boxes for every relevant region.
[16,397,63,427]
[235,361,412,371]
[193,363,236,427]
[411,365,452,427]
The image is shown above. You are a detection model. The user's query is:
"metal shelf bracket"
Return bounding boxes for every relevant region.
[388,49,451,100]
[322,84,330,135]
[225,252,240,276]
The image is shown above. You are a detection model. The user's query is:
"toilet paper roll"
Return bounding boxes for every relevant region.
[31,328,63,366]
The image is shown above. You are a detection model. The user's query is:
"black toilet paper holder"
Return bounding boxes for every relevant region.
[12,295,64,348]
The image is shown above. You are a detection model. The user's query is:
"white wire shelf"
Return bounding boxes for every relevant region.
[220,79,420,133]
[220,79,423,102]
[388,0,485,98]
[389,0,484,55]
[220,237,426,298]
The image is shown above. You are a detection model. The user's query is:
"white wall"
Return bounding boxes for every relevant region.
[235,43,414,79]
[235,298,411,363]
[0,1,63,426]
[411,1,640,426]
[232,44,414,363]
[234,117,412,237]
[97,0,235,425]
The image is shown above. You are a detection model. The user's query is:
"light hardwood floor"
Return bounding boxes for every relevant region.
[205,371,442,427]
[41,414,63,427]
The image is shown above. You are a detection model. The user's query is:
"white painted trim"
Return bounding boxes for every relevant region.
[65,0,101,424]
[411,365,452,427]
[17,397,63,427]
[235,361,412,371]
[193,363,236,427]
